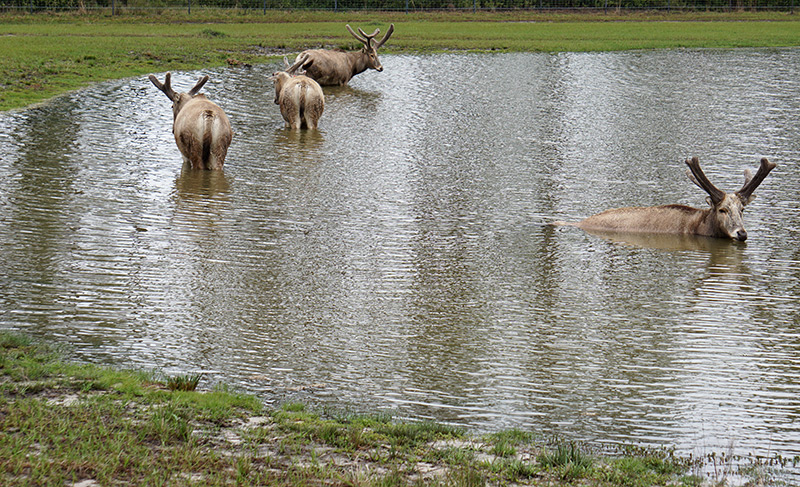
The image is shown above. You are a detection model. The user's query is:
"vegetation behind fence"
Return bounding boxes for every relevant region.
[1,0,796,14]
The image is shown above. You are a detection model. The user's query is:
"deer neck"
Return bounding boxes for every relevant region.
[694,208,724,237]
[347,50,371,77]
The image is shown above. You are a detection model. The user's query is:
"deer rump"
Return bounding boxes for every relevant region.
[277,77,324,130]
[175,100,232,170]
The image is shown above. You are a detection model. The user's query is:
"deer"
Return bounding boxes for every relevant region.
[148,72,232,170]
[270,55,325,130]
[289,23,394,86]
[566,157,776,242]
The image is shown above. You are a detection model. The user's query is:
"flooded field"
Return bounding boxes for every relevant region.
[1,50,799,470]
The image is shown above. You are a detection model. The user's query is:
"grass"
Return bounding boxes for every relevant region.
[166,372,204,391]
[0,330,726,486]
[1,10,800,111]
[537,441,595,481]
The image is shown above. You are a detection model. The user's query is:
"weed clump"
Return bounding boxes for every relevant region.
[199,28,228,38]
[166,373,203,392]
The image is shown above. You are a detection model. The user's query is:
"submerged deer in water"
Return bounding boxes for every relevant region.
[270,55,325,130]
[149,73,233,170]
[290,24,394,86]
[568,157,776,241]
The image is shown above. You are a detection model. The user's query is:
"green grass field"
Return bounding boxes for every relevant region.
[1,10,799,111]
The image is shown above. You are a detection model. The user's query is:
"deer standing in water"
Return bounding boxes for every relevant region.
[569,157,776,241]
[270,55,325,130]
[149,73,232,170]
[290,24,394,86]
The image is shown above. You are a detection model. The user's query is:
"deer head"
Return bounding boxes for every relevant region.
[269,56,305,105]
[149,73,210,122]
[685,157,776,241]
[346,23,394,72]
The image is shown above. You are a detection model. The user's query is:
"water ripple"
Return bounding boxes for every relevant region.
[1,51,799,477]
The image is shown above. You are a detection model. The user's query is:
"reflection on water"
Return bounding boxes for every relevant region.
[582,228,747,253]
[175,162,232,198]
[2,51,800,474]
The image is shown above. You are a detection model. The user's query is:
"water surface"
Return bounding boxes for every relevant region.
[1,50,799,469]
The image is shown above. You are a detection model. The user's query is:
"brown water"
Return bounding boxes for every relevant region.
[1,50,799,470]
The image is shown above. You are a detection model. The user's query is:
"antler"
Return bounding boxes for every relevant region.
[149,72,177,100]
[685,157,725,204]
[358,27,381,40]
[374,24,394,49]
[346,24,393,49]
[346,24,372,46]
[284,53,309,76]
[736,157,776,202]
[188,75,209,96]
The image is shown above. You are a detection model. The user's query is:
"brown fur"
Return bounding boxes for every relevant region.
[576,205,709,236]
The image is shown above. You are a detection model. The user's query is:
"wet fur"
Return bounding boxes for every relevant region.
[296,49,375,86]
[576,205,711,236]
[272,73,324,130]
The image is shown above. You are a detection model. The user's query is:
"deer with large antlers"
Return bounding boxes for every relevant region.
[270,55,325,130]
[290,24,394,86]
[149,73,232,170]
[568,157,776,241]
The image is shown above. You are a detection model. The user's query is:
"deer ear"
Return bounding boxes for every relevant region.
[740,194,756,206]
[706,196,714,207]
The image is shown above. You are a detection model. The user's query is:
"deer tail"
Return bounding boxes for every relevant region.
[201,110,214,169]
[298,83,307,127]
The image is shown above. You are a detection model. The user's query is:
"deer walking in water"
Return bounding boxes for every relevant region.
[290,24,394,86]
[568,157,776,241]
[149,73,232,170]
[270,55,325,130]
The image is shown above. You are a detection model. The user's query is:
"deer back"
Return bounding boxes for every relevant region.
[577,204,709,235]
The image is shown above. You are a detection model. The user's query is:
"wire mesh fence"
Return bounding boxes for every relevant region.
[0,0,796,13]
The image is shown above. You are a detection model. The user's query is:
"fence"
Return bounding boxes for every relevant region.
[0,0,796,13]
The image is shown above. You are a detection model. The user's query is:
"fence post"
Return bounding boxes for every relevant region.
[263,0,266,15]
[188,0,191,14]
[112,0,115,15]
[473,0,476,13]
[405,0,408,14]
[29,0,32,14]
[335,0,338,12]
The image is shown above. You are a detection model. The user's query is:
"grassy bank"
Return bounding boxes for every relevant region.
[1,11,800,111]
[0,331,722,486]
